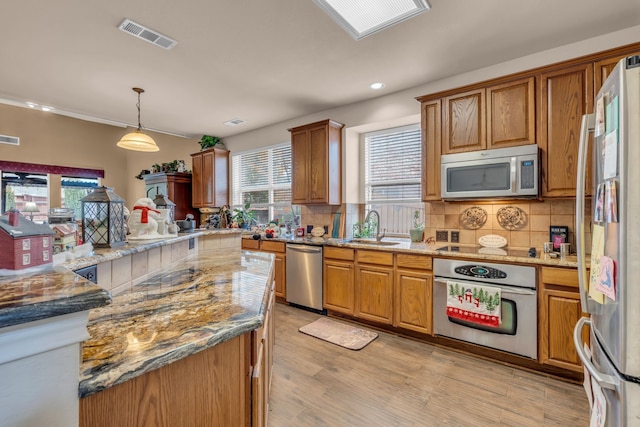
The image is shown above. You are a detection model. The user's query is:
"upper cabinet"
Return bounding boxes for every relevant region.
[419,77,535,200]
[442,78,535,155]
[289,119,344,205]
[421,100,441,201]
[190,147,229,208]
[442,88,485,154]
[537,63,593,197]
[486,77,536,150]
[418,41,640,201]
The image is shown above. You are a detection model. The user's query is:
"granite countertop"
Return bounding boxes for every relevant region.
[79,248,274,398]
[241,233,580,267]
[0,266,111,329]
[323,238,581,268]
[65,228,244,270]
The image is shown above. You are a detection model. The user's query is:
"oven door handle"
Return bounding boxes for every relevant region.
[434,277,536,296]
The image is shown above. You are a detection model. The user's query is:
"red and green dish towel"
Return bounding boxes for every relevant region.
[446,281,501,328]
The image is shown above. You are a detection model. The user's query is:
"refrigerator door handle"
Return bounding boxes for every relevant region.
[576,113,595,314]
[573,317,618,390]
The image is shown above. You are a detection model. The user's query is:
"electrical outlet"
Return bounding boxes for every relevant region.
[450,231,459,243]
[436,230,448,242]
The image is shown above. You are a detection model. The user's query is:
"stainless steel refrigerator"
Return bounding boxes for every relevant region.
[574,55,640,426]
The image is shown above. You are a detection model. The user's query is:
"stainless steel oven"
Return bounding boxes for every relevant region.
[433,258,537,359]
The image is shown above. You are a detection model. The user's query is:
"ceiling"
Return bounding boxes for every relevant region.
[1,0,639,140]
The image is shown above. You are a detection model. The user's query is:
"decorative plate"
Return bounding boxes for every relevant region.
[478,234,508,248]
[459,206,487,230]
[496,206,527,230]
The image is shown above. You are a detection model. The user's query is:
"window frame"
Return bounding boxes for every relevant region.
[231,142,293,225]
[361,123,423,236]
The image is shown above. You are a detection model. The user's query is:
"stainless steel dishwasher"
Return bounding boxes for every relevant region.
[286,243,323,311]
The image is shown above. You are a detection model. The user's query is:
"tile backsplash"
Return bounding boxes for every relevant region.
[297,198,591,255]
[424,199,592,254]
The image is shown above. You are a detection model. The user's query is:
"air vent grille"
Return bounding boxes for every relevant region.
[0,134,20,146]
[118,19,177,50]
[224,118,245,126]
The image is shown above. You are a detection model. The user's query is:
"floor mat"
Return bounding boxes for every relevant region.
[298,317,378,350]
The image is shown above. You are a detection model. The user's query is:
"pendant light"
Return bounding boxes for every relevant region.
[117,87,159,152]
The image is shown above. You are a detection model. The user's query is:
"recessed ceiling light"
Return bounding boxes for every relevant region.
[370,82,385,90]
[224,118,245,126]
[26,102,37,108]
[40,105,54,112]
[313,0,431,40]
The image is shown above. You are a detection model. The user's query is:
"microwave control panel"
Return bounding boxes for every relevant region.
[520,160,535,189]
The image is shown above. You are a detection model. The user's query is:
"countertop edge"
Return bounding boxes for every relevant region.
[0,288,112,329]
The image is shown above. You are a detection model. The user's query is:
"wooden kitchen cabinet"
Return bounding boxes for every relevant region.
[355,250,394,325]
[594,47,640,93]
[420,77,534,200]
[242,239,286,299]
[537,63,593,197]
[323,247,355,315]
[394,254,433,334]
[142,172,199,223]
[442,88,486,154]
[421,99,441,201]
[289,119,344,205]
[538,266,589,372]
[191,147,229,208]
[486,77,536,150]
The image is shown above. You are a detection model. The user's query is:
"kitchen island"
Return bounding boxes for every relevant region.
[78,241,275,427]
[0,230,275,427]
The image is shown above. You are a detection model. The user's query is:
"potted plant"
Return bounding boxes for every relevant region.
[198,135,225,151]
[233,201,257,229]
[409,210,424,242]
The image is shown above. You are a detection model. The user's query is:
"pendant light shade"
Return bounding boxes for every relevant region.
[117,87,159,152]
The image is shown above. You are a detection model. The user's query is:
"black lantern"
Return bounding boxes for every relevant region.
[152,194,176,223]
[81,186,126,248]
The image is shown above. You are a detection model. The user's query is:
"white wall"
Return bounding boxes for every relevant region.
[222,25,640,202]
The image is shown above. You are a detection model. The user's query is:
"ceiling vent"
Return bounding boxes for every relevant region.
[118,19,177,50]
[224,118,245,126]
[0,134,20,146]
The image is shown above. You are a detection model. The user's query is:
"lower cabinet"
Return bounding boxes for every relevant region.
[324,248,433,333]
[324,247,355,314]
[356,250,394,325]
[394,254,433,334]
[538,266,589,372]
[242,239,286,299]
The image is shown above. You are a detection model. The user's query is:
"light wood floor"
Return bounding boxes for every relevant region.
[268,304,590,427]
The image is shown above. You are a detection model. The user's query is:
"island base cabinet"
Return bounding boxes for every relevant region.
[79,334,251,427]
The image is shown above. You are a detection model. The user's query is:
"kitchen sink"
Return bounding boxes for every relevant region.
[349,239,400,246]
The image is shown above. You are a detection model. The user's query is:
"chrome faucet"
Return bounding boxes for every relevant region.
[364,210,385,242]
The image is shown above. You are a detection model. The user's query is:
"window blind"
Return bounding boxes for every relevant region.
[364,124,421,203]
[363,124,422,235]
[231,143,292,223]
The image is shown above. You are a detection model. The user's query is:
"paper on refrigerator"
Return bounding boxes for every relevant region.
[589,224,606,304]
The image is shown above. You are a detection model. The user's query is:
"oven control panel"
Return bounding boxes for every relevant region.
[454,265,507,279]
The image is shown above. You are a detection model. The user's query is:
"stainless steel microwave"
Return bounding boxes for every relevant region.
[441,145,539,200]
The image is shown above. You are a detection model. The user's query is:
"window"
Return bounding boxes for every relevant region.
[363,124,422,235]
[61,177,100,215]
[1,172,49,222]
[232,143,293,225]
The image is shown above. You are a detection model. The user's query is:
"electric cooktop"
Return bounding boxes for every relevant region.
[435,245,536,258]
